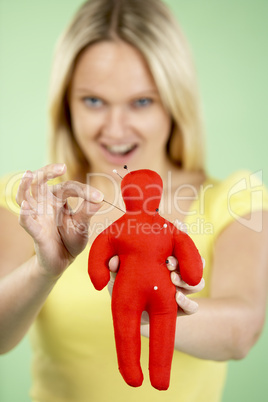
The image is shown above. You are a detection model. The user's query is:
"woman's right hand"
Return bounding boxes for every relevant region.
[16,164,103,279]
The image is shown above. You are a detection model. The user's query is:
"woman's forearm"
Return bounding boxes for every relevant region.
[0,255,58,354]
[141,296,264,361]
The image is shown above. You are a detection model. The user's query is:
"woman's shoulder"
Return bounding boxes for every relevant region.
[206,169,262,188]
[204,169,266,205]
[203,169,268,236]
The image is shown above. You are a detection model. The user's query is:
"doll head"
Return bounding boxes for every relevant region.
[121,169,163,214]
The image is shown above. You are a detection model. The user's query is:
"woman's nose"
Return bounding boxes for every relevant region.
[102,106,127,139]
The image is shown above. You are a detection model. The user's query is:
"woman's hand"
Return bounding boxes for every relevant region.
[167,219,205,315]
[16,164,103,279]
[107,255,205,323]
[166,256,205,315]
[107,256,119,297]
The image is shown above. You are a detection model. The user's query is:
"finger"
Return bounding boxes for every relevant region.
[173,219,188,233]
[176,292,199,315]
[19,200,42,239]
[171,272,205,294]
[107,271,117,297]
[171,271,187,287]
[16,171,37,208]
[69,199,102,224]
[108,255,120,272]
[109,271,117,284]
[166,256,178,271]
[51,181,103,204]
[167,255,204,273]
[57,200,102,238]
[32,163,66,183]
[31,164,66,199]
[141,311,150,325]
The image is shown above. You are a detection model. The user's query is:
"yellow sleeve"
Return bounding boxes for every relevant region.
[0,172,23,215]
[207,170,268,237]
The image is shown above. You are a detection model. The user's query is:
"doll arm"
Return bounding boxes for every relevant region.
[88,231,115,290]
[173,229,203,286]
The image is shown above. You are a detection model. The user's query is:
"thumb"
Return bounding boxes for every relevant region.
[70,199,103,226]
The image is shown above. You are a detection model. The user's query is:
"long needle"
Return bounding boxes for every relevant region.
[103,199,125,213]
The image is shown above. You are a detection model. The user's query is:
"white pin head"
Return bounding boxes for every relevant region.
[160,223,168,231]
[113,169,123,179]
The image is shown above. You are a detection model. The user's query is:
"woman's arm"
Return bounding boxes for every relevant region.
[0,164,103,354]
[0,206,46,353]
[141,211,268,361]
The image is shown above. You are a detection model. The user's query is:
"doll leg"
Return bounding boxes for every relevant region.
[148,309,177,390]
[112,301,144,387]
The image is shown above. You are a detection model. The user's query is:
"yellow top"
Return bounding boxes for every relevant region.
[0,170,267,402]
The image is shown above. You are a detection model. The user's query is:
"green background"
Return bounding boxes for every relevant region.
[0,0,267,400]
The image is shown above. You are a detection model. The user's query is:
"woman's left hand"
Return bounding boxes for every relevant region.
[166,256,205,315]
[107,255,205,323]
[107,256,119,297]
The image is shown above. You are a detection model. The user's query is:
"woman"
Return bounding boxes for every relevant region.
[1,0,268,401]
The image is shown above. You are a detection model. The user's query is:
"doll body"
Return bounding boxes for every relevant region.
[88,169,203,390]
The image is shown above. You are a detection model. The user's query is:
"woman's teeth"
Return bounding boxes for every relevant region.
[104,144,137,155]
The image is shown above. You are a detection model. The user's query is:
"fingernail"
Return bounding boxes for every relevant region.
[54,164,65,174]
[22,170,31,179]
[21,200,29,209]
[167,259,175,267]
[92,190,104,202]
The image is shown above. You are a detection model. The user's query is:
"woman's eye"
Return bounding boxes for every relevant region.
[83,97,103,108]
[133,98,152,108]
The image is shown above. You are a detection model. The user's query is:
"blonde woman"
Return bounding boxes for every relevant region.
[1,0,268,401]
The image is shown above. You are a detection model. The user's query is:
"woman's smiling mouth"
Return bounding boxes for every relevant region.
[101,143,138,156]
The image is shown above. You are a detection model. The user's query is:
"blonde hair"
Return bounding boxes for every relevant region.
[49,0,205,180]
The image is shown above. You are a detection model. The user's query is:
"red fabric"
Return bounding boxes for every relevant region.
[88,169,203,390]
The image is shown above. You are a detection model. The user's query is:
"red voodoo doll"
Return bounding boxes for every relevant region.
[88,169,203,390]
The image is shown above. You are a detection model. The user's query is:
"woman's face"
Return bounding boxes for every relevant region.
[69,40,172,175]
